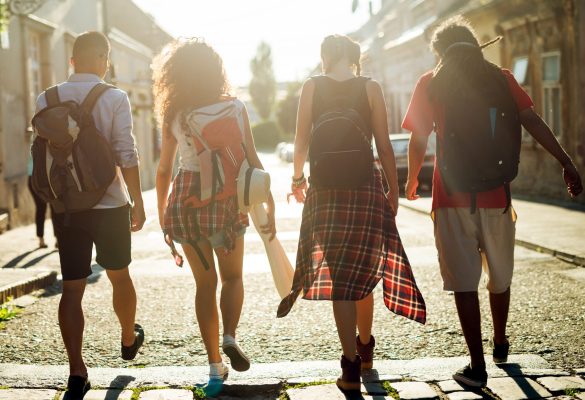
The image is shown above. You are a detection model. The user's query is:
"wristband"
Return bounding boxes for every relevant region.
[292,172,306,186]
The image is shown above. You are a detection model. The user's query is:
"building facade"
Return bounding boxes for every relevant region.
[0,0,172,230]
[353,0,585,204]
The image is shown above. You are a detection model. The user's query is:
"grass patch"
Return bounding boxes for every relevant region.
[128,363,147,369]
[565,387,578,396]
[0,297,22,329]
[0,386,9,389]
[382,381,400,399]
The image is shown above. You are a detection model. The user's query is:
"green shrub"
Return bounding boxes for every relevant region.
[251,120,283,151]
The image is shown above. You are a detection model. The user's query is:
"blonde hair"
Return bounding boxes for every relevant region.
[321,34,362,75]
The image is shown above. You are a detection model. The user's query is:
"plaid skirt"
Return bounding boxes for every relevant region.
[163,169,249,252]
[277,167,426,324]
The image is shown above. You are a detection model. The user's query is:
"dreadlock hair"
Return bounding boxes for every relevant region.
[321,34,362,76]
[428,16,501,104]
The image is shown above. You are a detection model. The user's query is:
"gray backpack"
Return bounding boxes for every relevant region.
[30,83,117,214]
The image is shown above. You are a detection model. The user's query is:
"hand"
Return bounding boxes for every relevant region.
[563,163,583,198]
[405,178,420,201]
[386,191,398,216]
[261,199,277,241]
[130,201,146,232]
[287,180,308,204]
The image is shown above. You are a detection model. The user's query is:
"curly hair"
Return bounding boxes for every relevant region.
[152,38,230,132]
[428,16,500,103]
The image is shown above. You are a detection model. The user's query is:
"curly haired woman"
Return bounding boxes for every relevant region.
[153,38,275,395]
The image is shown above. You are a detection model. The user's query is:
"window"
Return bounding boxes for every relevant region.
[27,30,43,111]
[541,52,561,136]
[512,56,529,85]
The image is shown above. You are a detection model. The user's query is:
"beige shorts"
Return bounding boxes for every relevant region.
[433,207,517,293]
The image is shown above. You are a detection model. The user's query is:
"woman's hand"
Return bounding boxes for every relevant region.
[260,193,277,241]
[288,179,308,204]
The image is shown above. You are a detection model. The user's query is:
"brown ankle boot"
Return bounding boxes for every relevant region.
[356,335,375,369]
[336,354,362,392]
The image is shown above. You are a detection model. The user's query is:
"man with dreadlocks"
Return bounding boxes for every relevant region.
[402,16,582,387]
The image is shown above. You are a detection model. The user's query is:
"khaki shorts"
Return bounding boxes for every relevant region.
[433,207,517,293]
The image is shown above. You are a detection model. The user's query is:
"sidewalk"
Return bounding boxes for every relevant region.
[0,355,584,399]
[399,196,585,267]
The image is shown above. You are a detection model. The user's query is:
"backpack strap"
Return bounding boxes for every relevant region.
[81,83,115,112]
[503,183,511,214]
[44,86,61,107]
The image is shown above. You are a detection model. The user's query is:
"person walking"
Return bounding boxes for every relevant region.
[403,17,582,388]
[153,38,276,396]
[279,34,426,393]
[27,153,57,248]
[33,31,146,398]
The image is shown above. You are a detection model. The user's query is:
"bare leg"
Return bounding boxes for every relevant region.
[454,291,485,368]
[333,301,357,361]
[59,278,88,377]
[356,292,374,344]
[183,241,221,364]
[490,287,510,344]
[216,236,245,338]
[105,268,137,346]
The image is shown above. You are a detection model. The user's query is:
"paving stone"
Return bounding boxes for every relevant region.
[287,383,346,400]
[577,392,585,399]
[520,369,571,378]
[362,381,387,395]
[139,389,193,400]
[537,376,585,392]
[82,389,134,400]
[12,294,38,308]
[437,379,466,393]
[447,392,483,400]
[388,381,438,399]
[576,369,585,376]
[0,389,58,400]
[487,377,552,400]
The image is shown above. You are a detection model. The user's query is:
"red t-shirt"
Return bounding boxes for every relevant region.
[402,69,534,210]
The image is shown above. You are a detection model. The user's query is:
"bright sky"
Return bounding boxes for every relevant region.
[134,0,380,87]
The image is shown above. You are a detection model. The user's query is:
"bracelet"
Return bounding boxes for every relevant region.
[292,172,306,187]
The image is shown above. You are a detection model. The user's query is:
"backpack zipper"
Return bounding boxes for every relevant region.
[67,154,83,192]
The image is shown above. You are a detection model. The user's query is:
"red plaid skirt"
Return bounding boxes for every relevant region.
[277,167,426,324]
[163,169,249,252]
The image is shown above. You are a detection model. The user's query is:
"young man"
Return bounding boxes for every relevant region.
[403,17,582,387]
[35,31,146,396]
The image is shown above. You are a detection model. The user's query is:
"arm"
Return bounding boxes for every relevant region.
[367,80,399,214]
[405,132,429,201]
[290,79,315,203]
[242,106,276,240]
[111,92,145,231]
[156,124,178,228]
[520,108,582,197]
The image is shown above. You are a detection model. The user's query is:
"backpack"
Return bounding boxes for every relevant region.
[30,83,117,214]
[308,77,373,189]
[438,68,521,212]
[182,99,248,208]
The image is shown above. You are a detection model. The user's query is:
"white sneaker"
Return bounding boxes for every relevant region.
[209,362,229,381]
[222,335,250,372]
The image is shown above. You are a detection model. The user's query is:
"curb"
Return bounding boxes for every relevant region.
[0,270,58,303]
[399,202,585,268]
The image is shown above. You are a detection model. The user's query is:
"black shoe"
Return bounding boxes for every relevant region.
[493,338,510,363]
[453,364,487,388]
[66,375,91,399]
[121,323,144,360]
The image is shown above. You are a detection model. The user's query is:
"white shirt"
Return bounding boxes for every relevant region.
[35,73,139,209]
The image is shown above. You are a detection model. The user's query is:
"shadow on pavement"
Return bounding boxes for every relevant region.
[107,374,136,395]
[19,250,58,269]
[40,264,105,299]
[2,248,55,269]
[496,363,543,398]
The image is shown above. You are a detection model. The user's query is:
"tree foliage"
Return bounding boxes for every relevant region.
[249,42,276,121]
[0,2,10,33]
[276,81,302,140]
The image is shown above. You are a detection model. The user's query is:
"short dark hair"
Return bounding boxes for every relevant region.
[72,31,110,64]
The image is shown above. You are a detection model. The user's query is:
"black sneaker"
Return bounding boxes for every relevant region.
[493,338,510,363]
[66,375,91,399]
[453,364,488,388]
[121,323,144,360]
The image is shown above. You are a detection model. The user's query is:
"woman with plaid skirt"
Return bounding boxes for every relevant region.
[279,35,426,393]
[153,39,276,396]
